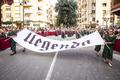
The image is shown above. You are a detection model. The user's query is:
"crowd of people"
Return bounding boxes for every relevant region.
[0,26,120,67]
[0,27,25,56]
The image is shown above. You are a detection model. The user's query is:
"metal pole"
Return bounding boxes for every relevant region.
[10,5,13,28]
[106,18,109,28]
[23,1,24,28]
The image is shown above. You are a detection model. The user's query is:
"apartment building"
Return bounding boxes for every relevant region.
[77,0,112,28]
[1,0,56,28]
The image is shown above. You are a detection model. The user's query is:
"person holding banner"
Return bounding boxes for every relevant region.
[75,28,81,39]
[0,29,6,38]
[94,27,103,56]
[7,28,17,56]
[102,28,116,67]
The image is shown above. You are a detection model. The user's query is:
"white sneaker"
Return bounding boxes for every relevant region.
[108,63,112,67]
[96,52,100,56]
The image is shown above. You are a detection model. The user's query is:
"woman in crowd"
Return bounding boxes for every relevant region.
[102,27,117,67]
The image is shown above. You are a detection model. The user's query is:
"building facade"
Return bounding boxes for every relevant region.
[77,0,112,28]
[1,0,56,28]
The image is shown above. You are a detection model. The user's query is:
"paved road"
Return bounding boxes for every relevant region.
[0,45,120,80]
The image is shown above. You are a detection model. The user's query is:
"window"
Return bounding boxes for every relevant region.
[85,18,87,21]
[92,2,96,6]
[110,17,114,23]
[82,19,84,22]
[92,17,95,21]
[103,10,106,15]
[102,3,107,7]
[79,14,81,17]
[6,7,11,11]
[38,7,41,10]
[92,10,95,14]
[80,19,81,23]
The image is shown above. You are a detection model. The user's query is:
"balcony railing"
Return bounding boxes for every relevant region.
[23,2,32,7]
[24,10,32,14]
[37,11,43,15]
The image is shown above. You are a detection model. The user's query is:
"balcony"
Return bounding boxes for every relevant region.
[6,11,11,14]
[24,17,31,21]
[23,2,32,7]
[37,11,43,15]
[24,10,32,14]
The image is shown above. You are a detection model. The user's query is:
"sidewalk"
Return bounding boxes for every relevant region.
[114,51,120,62]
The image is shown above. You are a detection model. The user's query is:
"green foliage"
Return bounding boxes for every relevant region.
[117,20,120,27]
[2,21,12,25]
[55,0,78,27]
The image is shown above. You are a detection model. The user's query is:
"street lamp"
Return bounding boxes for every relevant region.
[103,17,109,28]
[11,17,13,27]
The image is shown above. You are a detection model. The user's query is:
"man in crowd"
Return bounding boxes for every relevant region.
[7,28,17,56]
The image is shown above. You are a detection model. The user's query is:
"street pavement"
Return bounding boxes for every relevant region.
[0,36,120,80]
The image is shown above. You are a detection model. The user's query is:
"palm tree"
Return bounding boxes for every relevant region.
[55,0,78,27]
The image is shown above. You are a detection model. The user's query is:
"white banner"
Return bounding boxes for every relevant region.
[13,29,104,53]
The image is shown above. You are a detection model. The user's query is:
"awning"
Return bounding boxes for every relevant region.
[112,7,120,16]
